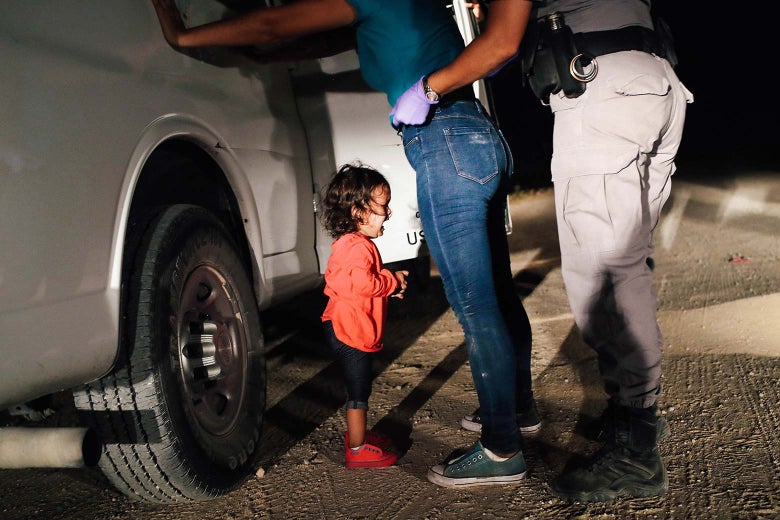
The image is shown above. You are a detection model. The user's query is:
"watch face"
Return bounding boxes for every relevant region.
[423,78,439,102]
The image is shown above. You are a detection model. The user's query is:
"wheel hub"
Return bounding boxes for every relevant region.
[178,265,248,437]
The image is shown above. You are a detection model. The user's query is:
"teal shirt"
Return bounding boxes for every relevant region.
[346,0,465,107]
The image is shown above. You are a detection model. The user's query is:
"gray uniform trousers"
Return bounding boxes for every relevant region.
[549,50,693,408]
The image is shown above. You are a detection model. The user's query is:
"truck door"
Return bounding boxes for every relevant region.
[290,51,426,270]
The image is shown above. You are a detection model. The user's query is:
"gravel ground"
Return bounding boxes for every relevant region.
[2,166,779,519]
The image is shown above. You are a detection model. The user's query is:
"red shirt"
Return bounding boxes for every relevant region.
[321,233,399,352]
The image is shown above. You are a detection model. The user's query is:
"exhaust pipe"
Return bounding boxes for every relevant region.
[0,427,101,468]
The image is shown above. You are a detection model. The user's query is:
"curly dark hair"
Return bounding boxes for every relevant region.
[320,163,390,239]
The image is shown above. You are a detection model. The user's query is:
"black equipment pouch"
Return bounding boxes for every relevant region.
[520,13,589,103]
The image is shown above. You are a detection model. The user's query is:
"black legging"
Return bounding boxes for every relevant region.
[323,320,373,410]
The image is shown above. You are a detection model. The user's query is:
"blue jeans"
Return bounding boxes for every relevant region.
[401,101,532,454]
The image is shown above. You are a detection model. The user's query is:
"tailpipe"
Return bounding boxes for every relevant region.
[0,427,101,468]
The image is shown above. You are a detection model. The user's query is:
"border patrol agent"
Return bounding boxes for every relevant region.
[527,0,693,502]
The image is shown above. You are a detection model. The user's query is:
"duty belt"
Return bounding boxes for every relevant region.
[573,26,662,59]
[520,14,676,103]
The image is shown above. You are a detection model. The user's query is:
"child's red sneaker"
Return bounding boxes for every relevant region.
[343,430,393,450]
[345,442,398,468]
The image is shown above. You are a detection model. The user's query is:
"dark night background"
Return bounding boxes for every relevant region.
[488,2,778,189]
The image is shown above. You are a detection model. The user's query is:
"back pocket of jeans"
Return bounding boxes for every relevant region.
[444,127,498,184]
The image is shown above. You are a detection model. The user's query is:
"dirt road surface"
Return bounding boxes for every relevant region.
[2,165,779,519]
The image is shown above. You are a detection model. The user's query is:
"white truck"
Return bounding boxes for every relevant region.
[0,0,483,503]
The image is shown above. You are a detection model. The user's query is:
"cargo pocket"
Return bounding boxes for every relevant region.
[560,165,649,253]
[552,146,639,181]
[444,127,498,184]
[560,175,617,252]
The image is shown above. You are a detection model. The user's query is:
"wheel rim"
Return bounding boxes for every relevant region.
[177,265,248,438]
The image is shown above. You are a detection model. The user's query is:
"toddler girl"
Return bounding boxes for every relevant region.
[320,163,408,468]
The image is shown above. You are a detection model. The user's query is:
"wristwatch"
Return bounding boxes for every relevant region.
[422,76,440,103]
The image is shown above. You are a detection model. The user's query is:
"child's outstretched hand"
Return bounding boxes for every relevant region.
[391,270,409,299]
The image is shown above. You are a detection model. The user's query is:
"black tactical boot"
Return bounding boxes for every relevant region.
[551,404,667,502]
[588,399,670,444]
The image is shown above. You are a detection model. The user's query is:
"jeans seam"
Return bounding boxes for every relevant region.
[432,114,485,123]
[403,134,420,150]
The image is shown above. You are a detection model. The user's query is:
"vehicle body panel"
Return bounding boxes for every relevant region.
[0,0,481,410]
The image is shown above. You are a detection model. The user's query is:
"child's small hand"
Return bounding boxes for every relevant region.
[391,270,409,299]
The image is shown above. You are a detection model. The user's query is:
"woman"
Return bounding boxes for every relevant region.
[152,0,535,488]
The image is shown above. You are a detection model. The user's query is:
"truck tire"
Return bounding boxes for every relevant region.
[73,204,265,503]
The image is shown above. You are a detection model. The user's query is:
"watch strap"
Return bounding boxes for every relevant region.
[422,76,440,103]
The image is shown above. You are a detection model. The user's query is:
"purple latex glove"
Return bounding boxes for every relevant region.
[390,76,438,127]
